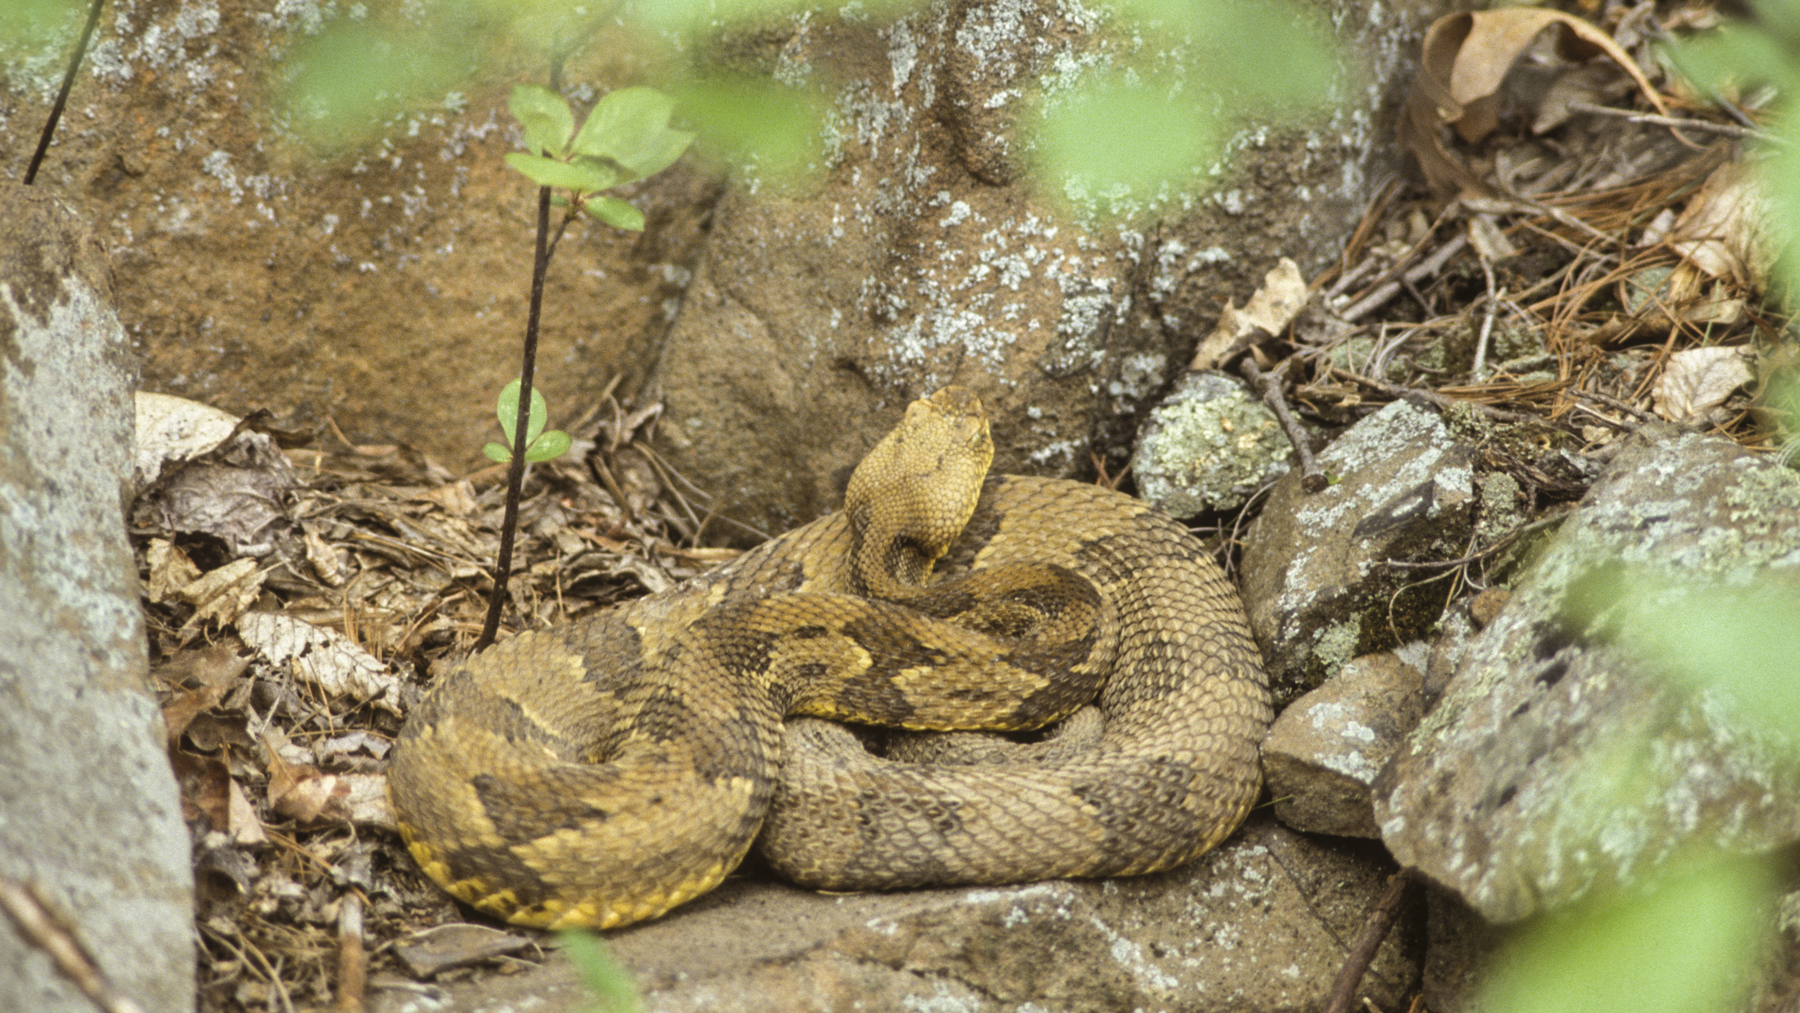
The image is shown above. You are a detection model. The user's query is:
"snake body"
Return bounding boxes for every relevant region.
[388,388,1270,930]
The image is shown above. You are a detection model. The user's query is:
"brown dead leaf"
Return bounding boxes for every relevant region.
[172,749,234,831]
[1190,258,1309,370]
[227,776,267,845]
[1402,9,1670,195]
[155,644,250,742]
[1654,346,1754,422]
[145,538,204,605]
[1668,160,1778,292]
[413,479,479,517]
[179,557,265,631]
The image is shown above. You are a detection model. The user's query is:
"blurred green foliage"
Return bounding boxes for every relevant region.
[559,930,642,1013]
[1482,857,1776,1013]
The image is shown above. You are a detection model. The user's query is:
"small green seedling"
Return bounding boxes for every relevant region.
[484,378,572,464]
[559,930,642,1013]
[505,83,696,232]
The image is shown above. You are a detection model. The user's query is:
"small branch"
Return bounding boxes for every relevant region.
[1239,359,1326,493]
[334,892,366,1013]
[475,183,554,651]
[1571,387,1658,423]
[1339,235,1469,323]
[0,874,147,1013]
[1327,366,1536,424]
[24,0,106,184]
[1566,101,1774,143]
[1322,869,1418,1013]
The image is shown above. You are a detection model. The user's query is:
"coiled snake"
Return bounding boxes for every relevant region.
[388,387,1270,930]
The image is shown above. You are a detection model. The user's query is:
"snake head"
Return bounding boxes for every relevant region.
[845,386,993,594]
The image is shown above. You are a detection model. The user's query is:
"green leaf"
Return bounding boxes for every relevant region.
[504,152,620,193]
[583,195,646,232]
[559,931,641,1013]
[525,429,572,463]
[276,21,467,151]
[482,441,513,464]
[571,86,695,182]
[495,378,550,448]
[510,83,575,156]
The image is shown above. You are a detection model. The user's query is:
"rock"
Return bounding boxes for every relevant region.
[652,0,1459,537]
[4,4,718,469]
[1417,884,1501,1013]
[376,815,1418,1013]
[1239,398,1476,702]
[1264,653,1425,838]
[1375,426,1800,924]
[1132,370,1292,518]
[0,185,195,1013]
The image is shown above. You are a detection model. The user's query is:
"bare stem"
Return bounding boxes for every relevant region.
[24,0,106,184]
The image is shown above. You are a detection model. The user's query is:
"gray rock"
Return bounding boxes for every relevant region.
[373,815,1417,1013]
[1239,398,1476,702]
[652,0,1459,539]
[0,185,195,1012]
[1132,371,1292,518]
[1375,426,1800,924]
[1264,653,1425,838]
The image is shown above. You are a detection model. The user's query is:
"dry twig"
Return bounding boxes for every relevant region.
[0,875,148,1013]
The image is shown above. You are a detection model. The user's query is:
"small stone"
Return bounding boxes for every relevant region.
[1132,370,1293,518]
[1264,653,1426,838]
[1467,587,1510,628]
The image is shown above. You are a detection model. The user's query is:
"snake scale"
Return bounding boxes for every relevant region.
[388,387,1271,930]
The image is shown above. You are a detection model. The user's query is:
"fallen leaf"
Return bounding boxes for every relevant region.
[1190,258,1309,370]
[145,538,204,605]
[1401,9,1670,195]
[179,558,266,631]
[1654,346,1755,422]
[133,392,241,497]
[227,776,267,845]
[155,644,250,742]
[1667,160,1778,291]
[237,611,405,715]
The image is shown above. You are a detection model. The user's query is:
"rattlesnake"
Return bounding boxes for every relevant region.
[387,387,1270,930]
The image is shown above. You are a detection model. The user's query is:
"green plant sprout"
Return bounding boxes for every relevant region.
[483,377,572,465]
[559,930,642,1013]
[505,84,695,233]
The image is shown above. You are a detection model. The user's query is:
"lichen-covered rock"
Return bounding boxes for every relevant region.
[3,2,716,468]
[1132,370,1291,518]
[1264,653,1425,838]
[0,184,195,1013]
[375,815,1417,1013]
[652,0,1456,537]
[1374,426,1800,924]
[1238,398,1476,701]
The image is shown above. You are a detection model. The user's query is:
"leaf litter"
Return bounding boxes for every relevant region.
[132,387,722,1012]
[129,5,1800,1011]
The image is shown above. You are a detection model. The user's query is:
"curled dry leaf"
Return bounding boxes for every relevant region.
[262,734,391,827]
[236,612,405,715]
[1190,258,1309,370]
[145,538,204,605]
[1401,8,1669,195]
[179,558,266,632]
[1667,160,1778,292]
[133,391,241,497]
[1654,346,1755,423]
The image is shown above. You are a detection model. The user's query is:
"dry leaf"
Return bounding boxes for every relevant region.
[237,611,404,715]
[1654,346,1754,422]
[263,736,390,828]
[155,644,249,742]
[133,392,240,497]
[227,776,267,845]
[413,479,479,517]
[1667,161,1778,291]
[180,558,265,631]
[1190,258,1309,370]
[145,538,204,605]
[1401,9,1669,195]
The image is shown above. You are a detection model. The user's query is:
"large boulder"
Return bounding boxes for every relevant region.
[0,184,195,1013]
